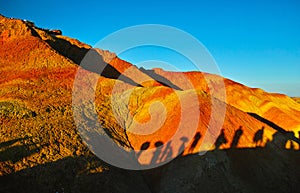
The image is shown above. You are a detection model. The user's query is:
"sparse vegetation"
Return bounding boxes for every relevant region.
[0,101,36,118]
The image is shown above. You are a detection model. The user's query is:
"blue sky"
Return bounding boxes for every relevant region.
[1,0,299,96]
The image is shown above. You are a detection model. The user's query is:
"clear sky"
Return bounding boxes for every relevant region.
[1,0,299,96]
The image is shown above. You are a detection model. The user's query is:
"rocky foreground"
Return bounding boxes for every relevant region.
[0,15,300,193]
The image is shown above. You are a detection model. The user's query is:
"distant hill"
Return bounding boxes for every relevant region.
[292,97,300,104]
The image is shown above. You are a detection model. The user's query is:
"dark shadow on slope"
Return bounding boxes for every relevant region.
[230,126,243,148]
[45,34,186,90]
[253,126,265,147]
[143,134,300,193]
[178,137,188,155]
[267,131,298,150]
[160,141,173,162]
[82,49,143,87]
[0,145,39,163]
[45,36,143,87]
[45,36,89,65]
[0,155,151,193]
[136,142,150,158]
[140,67,183,90]
[215,128,228,149]
[248,112,300,145]
[150,141,164,165]
[2,129,300,193]
[0,139,42,163]
[0,137,30,149]
[188,132,201,153]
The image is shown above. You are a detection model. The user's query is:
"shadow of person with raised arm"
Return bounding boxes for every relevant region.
[150,141,164,165]
[215,129,228,150]
[230,126,243,148]
[159,141,173,162]
[253,126,265,147]
[188,132,201,153]
[136,142,150,159]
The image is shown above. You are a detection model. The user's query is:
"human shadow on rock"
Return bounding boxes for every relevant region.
[253,126,264,147]
[248,112,300,145]
[230,126,243,148]
[188,132,201,153]
[2,131,300,193]
[136,142,150,158]
[215,129,228,150]
[145,131,300,193]
[150,141,164,165]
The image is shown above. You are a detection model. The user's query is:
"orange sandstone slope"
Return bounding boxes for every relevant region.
[293,97,300,104]
[152,68,300,132]
[0,15,299,193]
[0,15,298,169]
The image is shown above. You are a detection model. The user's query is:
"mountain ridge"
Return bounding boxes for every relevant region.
[1,15,299,193]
